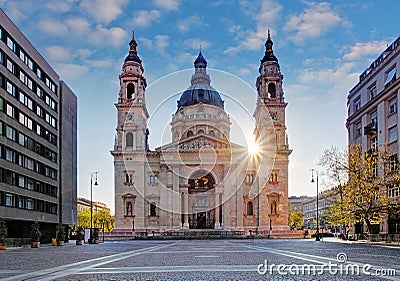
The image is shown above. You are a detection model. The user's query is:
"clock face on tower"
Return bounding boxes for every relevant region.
[125,113,134,122]
[270,112,278,120]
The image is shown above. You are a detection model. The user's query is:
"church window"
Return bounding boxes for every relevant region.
[150,202,157,216]
[126,133,133,147]
[187,130,193,137]
[125,174,132,184]
[197,129,204,134]
[209,130,215,137]
[127,83,135,99]
[149,175,158,184]
[268,83,276,98]
[247,201,253,215]
[245,173,254,184]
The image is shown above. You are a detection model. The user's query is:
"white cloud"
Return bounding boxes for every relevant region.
[45,46,73,62]
[153,0,180,11]
[38,18,69,36]
[224,0,282,54]
[177,15,203,32]
[55,63,89,81]
[134,10,161,27]
[87,59,114,69]
[76,49,95,59]
[65,17,91,36]
[183,39,211,50]
[89,25,127,47]
[284,2,348,44]
[154,35,170,56]
[80,0,128,24]
[342,40,388,61]
[44,0,76,12]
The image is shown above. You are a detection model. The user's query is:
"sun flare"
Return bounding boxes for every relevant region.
[247,138,260,155]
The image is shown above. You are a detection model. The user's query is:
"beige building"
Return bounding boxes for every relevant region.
[346,36,400,234]
[77,197,110,214]
[111,31,291,234]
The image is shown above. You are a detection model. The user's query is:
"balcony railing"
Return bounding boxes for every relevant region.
[364,121,377,135]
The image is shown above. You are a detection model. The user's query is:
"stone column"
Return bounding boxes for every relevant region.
[183,193,189,229]
[215,192,221,229]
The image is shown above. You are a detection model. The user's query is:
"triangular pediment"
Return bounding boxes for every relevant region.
[156,134,243,152]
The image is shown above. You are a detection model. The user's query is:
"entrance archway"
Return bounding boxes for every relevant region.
[188,171,216,229]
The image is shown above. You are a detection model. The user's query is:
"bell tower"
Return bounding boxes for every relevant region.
[254,30,291,231]
[115,30,149,151]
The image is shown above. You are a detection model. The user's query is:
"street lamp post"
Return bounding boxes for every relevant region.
[89,172,98,244]
[311,169,320,241]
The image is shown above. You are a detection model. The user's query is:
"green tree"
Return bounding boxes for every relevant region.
[288,209,304,230]
[319,144,400,234]
[78,208,114,232]
[77,208,91,228]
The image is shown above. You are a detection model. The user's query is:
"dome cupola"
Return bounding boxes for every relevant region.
[177,51,224,110]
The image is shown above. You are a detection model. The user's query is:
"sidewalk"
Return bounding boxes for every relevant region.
[323,236,400,247]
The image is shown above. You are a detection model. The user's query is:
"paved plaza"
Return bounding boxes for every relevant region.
[0,239,399,280]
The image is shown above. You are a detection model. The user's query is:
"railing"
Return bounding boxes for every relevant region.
[364,234,400,245]
[5,238,31,247]
[364,121,377,135]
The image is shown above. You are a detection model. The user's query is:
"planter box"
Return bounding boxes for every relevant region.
[57,240,64,246]
[31,242,40,248]
[76,240,83,245]
[0,243,5,250]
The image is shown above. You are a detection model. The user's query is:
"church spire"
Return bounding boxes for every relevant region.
[124,29,142,63]
[261,29,278,63]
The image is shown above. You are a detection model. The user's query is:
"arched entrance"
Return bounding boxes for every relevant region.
[188,171,216,229]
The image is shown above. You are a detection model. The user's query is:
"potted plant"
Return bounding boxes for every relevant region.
[76,226,84,245]
[56,224,65,246]
[0,218,7,250]
[30,221,42,248]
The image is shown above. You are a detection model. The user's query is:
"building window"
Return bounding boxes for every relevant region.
[0,97,3,112]
[370,110,377,126]
[388,186,400,198]
[6,125,16,141]
[209,130,215,137]
[245,173,254,184]
[7,37,16,52]
[197,129,204,134]
[355,122,362,137]
[149,175,158,184]
[389,154,399,171]
[389,126,398,143]
[6,59,14,73]
[6,81,16,97]
[384,67,397,86]
[247,201,254,215]
[354,96,361,112]
[5,194,13,206]
[127,83,135,99]
[368,83,377,100]
[187,130,193,137]
[6,104,15,118]
[389,97,397,114]
[150,203,157,216]
[125,173,132,184]
[126,132,133,147]
[26,199,33,210]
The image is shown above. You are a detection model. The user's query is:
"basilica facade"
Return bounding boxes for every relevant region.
[111,31,292,234]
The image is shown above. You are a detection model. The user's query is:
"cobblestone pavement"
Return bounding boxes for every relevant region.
[0,239,399,280]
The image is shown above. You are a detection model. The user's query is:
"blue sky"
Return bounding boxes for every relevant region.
[2,0,398,213]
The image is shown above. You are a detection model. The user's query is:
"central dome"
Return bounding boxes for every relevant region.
[177,51,224,110]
